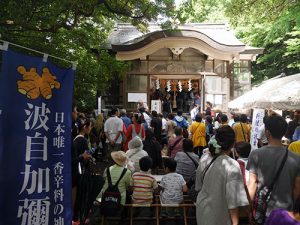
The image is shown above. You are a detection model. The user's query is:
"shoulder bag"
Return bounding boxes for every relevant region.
[252,149,288,225]
[240,123,247,142]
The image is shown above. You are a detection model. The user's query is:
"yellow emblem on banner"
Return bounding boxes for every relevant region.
[16,66,61,100]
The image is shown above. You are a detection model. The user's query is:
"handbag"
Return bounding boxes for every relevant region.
[252,149,288,225]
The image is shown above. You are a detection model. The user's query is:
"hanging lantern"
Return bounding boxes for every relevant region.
[155,79,160,90]
[178,80,182,92]
[188,79,192,91]
[166,80,171,92]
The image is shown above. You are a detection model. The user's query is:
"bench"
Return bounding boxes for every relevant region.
[100,195,196,225]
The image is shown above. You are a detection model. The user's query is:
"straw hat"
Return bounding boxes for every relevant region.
[111,151,128,166]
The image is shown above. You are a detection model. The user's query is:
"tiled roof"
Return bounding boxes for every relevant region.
[107,23,245,50]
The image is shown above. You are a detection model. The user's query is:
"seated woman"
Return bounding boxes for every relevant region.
[96,151,132,217]
[126,136,148,172]
[175,139,199,183]
[265,196,300,225]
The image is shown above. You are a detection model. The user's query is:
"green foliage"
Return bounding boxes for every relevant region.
[178,0,229,23]
[179,0,300,84]
[230,1,300,83]
[0,0,176,111]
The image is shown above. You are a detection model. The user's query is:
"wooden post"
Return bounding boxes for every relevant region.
[156,205,160,225]
[130,205,133,225]
[101,216,105,225]
[183,205,188,225]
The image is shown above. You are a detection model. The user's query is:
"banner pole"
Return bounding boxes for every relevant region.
[0,39,75,65]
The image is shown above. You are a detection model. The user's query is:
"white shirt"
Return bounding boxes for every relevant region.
[126,148,148,172]
[257,124,268,144]
[137,102,149,111]
[143,112,152,127]
[214,121,220,129]
[195,154,248,225]
[162,118,167,131]
[104,116,123,144]
[190,107,199,120]
[160,172,186,204]
[228,119,235,127]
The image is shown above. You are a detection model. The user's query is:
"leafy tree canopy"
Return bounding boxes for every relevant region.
[0,0,178,111]
[180,0,300,84]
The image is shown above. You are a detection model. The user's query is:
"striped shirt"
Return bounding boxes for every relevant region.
[131,171,158,204]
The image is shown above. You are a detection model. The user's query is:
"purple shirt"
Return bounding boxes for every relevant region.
[265,209,300,225]
[168,136,183,158]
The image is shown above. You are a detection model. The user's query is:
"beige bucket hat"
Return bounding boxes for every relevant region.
[111,151,128,166]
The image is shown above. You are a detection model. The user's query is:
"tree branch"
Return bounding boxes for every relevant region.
[0,0,152,33]
[99,0,146,19]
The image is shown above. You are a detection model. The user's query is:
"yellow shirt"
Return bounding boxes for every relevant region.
[288,141,300,155]
[189,122,206,147]
[233,122,251,143]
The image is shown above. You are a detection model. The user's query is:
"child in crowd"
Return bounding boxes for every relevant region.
[160,158,188,216]
[131,156,159,219]
[131,156,158,204]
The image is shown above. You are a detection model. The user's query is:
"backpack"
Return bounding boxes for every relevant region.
[252,149,288,225]
[101,167,127,216]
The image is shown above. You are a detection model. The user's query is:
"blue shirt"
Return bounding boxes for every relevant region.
[174,116,189,128]
[121,116,132,129]
[292,126,300,141]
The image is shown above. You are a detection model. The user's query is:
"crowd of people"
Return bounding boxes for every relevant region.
[71,101,300,225]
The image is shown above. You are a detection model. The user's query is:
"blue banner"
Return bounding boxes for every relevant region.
[0,50,74,225]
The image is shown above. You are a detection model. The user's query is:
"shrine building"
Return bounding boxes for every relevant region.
[105,23,263,112]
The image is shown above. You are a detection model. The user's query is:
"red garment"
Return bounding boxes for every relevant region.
[167,136,183,158]
[124,123,145,151]
[237,159,246,186]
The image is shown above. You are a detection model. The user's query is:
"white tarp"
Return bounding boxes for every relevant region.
[228,73,300,110]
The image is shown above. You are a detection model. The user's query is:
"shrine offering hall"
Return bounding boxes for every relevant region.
[105,23,263,112]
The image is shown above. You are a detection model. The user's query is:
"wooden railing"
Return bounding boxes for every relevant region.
[100,195,196,225]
